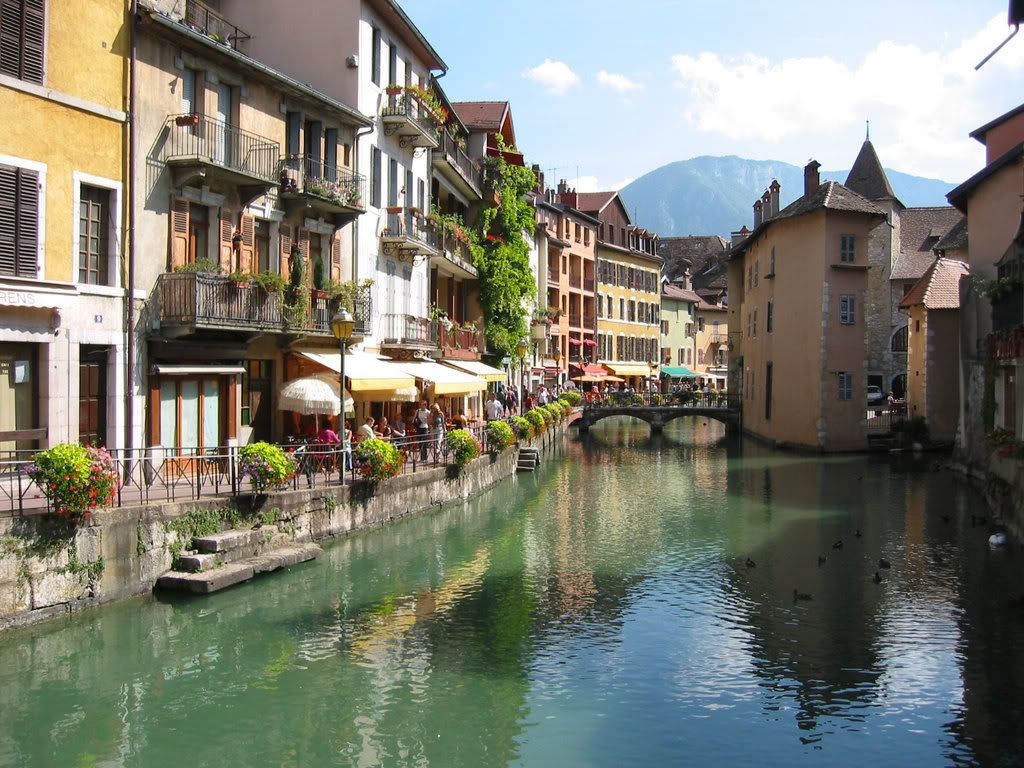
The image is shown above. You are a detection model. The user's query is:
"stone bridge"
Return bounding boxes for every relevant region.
[574,404,741,434]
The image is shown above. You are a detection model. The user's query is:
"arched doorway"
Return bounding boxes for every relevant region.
[891,373,907,399]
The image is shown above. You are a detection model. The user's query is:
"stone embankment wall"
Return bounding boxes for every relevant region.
[0,425,567,632]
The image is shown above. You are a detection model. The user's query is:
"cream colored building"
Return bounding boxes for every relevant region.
[727,162,885,451]
[694,300,729,388]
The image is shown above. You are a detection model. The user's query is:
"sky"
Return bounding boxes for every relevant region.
[402,0,1024,192]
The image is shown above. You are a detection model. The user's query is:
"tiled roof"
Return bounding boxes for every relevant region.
[934,217,968,252]
[899,257,970,310]
[657,235,728,280]
[575,192,617,214]
[451,101,506,130]
[697,299,727,312]
[728,181,886,260]
[662,284,702,303]
[947,143,1024,212]
[845,140,898,202]
[890,207,964,281]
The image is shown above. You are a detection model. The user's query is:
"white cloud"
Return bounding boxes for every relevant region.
[597,70,643,92]
[609,176,635,191]
[669,14,1024,179]
[522,59,580,95]
[564,176,636,193]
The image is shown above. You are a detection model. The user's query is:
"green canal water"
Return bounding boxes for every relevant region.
[1,419,1023,767]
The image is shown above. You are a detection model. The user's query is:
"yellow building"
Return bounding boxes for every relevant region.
[0,0,128,451]
[573,191,660,385]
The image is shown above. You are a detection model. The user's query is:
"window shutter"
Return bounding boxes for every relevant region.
[278,224,292,276]
[218,210,234,273]
[331,232,342,281]
[169,197,189,270]
[297,228,310,282]
[0,0,44,84]
[240,213,255,273]
[0,165,16,275]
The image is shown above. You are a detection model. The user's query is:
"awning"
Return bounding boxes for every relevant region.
[153,365,245,376]
[394,360,486,395]
[661,366,698,378]
[604,363,652,377]
[571,364,606,376]
[298,351,415,392]
[443,359,507,383]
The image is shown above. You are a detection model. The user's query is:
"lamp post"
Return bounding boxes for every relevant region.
[517,338,529,411]
[330,307,354,485]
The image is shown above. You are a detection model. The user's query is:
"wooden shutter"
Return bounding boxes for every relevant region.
[0,165,18,276]
[240,213,255,273]
[0,0,44,84]
[218,210,234,273]
[0,165,39,278]
[278,224,292,276]
[330,232,342,281]
[297,228,310,281]
[169,197,190,270]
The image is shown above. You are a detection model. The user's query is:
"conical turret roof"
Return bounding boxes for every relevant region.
[845,140,899,203]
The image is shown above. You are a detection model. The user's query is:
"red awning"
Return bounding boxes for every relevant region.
[568,338,582,346]
[571,363,606,376]
[583,339,597,347]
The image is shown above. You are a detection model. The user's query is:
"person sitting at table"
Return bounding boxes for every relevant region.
[317,417,340,445]
[377,416,393,440]
[390,419,407,448]
[451,410,468,430]
[357,416,377,442]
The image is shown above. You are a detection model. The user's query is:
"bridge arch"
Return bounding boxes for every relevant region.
[575,405,740,435]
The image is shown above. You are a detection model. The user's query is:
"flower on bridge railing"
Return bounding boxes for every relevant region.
[26,443,118,522]
[239,441,297,493]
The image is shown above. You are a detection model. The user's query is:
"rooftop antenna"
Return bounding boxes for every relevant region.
[866,120,870,141]
[976,0,1023,70]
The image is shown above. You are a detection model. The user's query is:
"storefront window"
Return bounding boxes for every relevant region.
[0,343,39,452]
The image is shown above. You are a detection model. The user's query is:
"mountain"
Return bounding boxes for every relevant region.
[618,156,957,237]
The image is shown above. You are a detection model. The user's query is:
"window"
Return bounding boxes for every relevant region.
[840,234,856,263]
[839,294,856,325]
[574,224,581,242]
[182,69,198,115]
[0,0,45,84]
[387,40,397,86]
[606,295,612,317]
[159,376,222,452]
[891,325,908,353]
[619,297,625,318]
[769,246,775,276]
[754,261,759,286]
[661,320,669,335]
[765,362,773,421]
[628,300,635,322]
[767,299,773,333]
[748,265,752,289]
[0,163,39,278]
[371,26,381,85]
[677,347,685,364]
[698,349,704,365]
[370,146,381,207]
[241,360,272,440]
[387,158,398,207]
[837,372,853,400]
[254,219,270,273]
[78,185,110,285]
[584,228,590,246]
[698,317,705,332]
[752,308,757,337]
[187,202,208,264]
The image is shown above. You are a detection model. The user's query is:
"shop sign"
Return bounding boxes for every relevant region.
[0,290,62,309]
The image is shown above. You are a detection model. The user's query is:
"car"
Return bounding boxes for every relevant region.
[866,385,885,406]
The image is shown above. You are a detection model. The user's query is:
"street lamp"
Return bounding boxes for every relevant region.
[330,307,354,485]
[516,338,529,410]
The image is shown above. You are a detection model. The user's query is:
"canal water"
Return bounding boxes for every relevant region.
[1,419,1023,767]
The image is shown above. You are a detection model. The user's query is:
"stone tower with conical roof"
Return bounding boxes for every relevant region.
[845,135,906,397]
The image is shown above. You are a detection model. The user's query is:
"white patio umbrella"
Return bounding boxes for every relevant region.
[278,375,354,416]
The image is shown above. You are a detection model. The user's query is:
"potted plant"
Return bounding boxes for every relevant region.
[173,257,220,274]
[238,442,297,493]
[252,271,285,294]
[26,443,118,522]
[355,438,404,482]
[445,429,481,468]
[175,113,200,127]
[385,83,403,96]
[311,254,327,299]
[227,270,251,289]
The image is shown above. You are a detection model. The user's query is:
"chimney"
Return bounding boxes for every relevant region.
[532,163,544,195]
[761,190,771,219]
[556,179,578,208]
[753,199,763,228]
[804,160,821,196]
[731,226,750,247]
[769,179,780,217]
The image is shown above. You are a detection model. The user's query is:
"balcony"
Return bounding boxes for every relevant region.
[438,324,485,361]
[381,90,440,149]
[432,230,478,280]
[155,272,371,339]
[583,276,595,292]
[381,208,440,260]
[568,311,581,328]
[547,263,560,285]
[707,332,728,345]
[379,313,437,350]
[185,0,250,49]
[279,155,365,225]
[992,285,1023,334]
[583,312,597,330]
[165,114,279,202]
[433,128,482,198]
[569,273,582,290]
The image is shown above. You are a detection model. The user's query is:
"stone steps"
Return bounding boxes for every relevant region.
[517,447,540,473]
[156,543,321,594]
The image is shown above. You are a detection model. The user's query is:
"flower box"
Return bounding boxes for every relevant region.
[175,114,200,127]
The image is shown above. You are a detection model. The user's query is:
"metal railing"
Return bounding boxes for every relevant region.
[438,324,485,355]
[185,0,250,48]
[437,230,477,274]
[437,128,483,191]
[166,114,279,183]
[380,313,437,346]
[583,276,595,292]
[584,390,740,411]
[280,155,365,210]
[865,404,908,433]
[158,272,371,336]
[0,424,495,517]
[993,288,1023,334]
[381,91,440,136]
[383,209,439,252]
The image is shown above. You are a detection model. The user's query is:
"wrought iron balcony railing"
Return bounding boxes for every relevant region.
[165,114,279,184]
[380,313,437,347]
[438,324,485,359]
[382,209,439,256]
[279,155,365,211]
[381,91,440,149]
[185,0,250,48]
[436,128,483,193]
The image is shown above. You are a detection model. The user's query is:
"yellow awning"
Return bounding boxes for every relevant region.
[604,363,653,377]
[298,351,415,392]
[394,360,487,395]
[442,359,507,383]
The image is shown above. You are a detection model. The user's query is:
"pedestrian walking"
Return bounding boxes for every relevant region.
[485,393,505,422]
[431,402,446,462]
[414,399,432,460]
